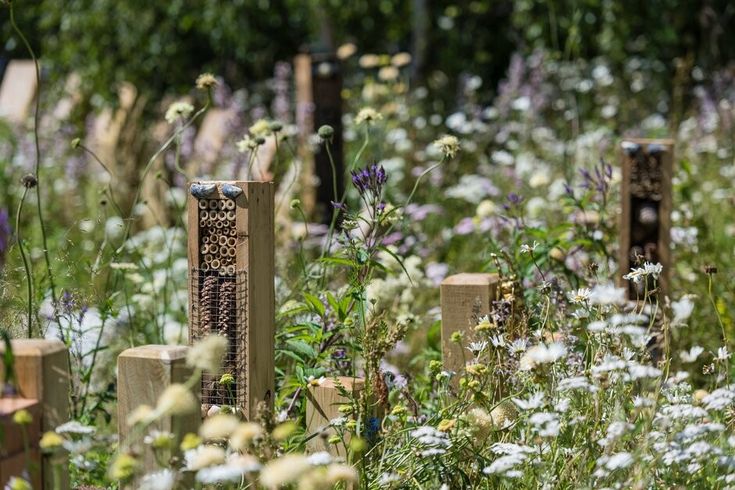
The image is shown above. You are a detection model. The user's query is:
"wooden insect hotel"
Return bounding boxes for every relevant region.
[187,181,275,418]
[619,139,673,298]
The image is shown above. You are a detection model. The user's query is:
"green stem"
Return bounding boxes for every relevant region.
[15,186,33,337]
[9,1,59,312]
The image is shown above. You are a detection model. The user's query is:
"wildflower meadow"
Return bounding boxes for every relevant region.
[1,1,734,489]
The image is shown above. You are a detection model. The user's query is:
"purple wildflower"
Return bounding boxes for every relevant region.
[0,209,9,266]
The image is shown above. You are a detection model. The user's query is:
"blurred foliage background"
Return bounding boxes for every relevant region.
[2,0,733,113]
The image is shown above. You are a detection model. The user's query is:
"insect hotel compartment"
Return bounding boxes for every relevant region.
[620,139,673,298]
[187,181,275,418]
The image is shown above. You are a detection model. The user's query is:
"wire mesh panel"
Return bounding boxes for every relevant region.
[187,181,275,419]
[191,268,248,408]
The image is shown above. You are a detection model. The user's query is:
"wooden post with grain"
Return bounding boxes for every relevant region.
[619,138,673,299]
[294,53,317,217]
[294,51,344,224]
[0,339,70,490]
[0,60,38,124]
[0,398,42,489]
[440,273,500,375]
[305,376,364,457]
[117,345,200,473]
[187,181,275,419]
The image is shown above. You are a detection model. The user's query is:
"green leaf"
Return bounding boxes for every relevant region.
[285,339,317,359]
[303,293,326,316]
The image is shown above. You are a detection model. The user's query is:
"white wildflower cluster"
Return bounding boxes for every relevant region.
[623,262,663,283]
[483,443,536,478]
[410,426,451,457]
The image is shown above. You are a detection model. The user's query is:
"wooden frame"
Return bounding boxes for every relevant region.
[187,181,275,419]
[619,139,673,299]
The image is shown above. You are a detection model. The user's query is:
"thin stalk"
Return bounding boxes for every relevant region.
[15,186,33,336]
[9,2,59,310]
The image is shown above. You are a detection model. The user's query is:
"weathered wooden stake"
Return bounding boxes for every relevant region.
[188,181,275,419]
[0,339,70,490]
[117,345,200,473]
[440,273,500,375]
[0,398,42,489]
[619,138,673,299]
[0,60,37,124]
[305,377,364,457]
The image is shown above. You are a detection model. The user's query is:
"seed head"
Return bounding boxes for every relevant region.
[21,174,37,189]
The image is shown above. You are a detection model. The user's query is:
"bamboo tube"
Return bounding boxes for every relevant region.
[208,200,218,210]
[217,211,227,221]
[198,200,208,209]
[226,211,236,221]
[224,200,235,210]
[217,200,226,210]
[227,237,236,247]
[210,259,221,269]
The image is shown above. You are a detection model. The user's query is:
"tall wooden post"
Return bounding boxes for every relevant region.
[305,377,364,457]
[0,339,70,489]
[619,139,673,298]
[117,345,199,473]
[440,273,499,375]
[294,53,317,217]
[188,181,275,419]
[294,50,344,224]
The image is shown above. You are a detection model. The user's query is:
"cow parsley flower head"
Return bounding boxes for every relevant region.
[259,454,311,488]
[187,335,228,373]
[519,342,567,371]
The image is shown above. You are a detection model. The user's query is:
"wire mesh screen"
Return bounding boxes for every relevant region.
[191,268,248,408]
[191,196,248,408]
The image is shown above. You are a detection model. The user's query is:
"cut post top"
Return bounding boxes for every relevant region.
[118,345,189,363]
[0,338,66,356]
[313,376,365,392]
[441,273,500,287]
